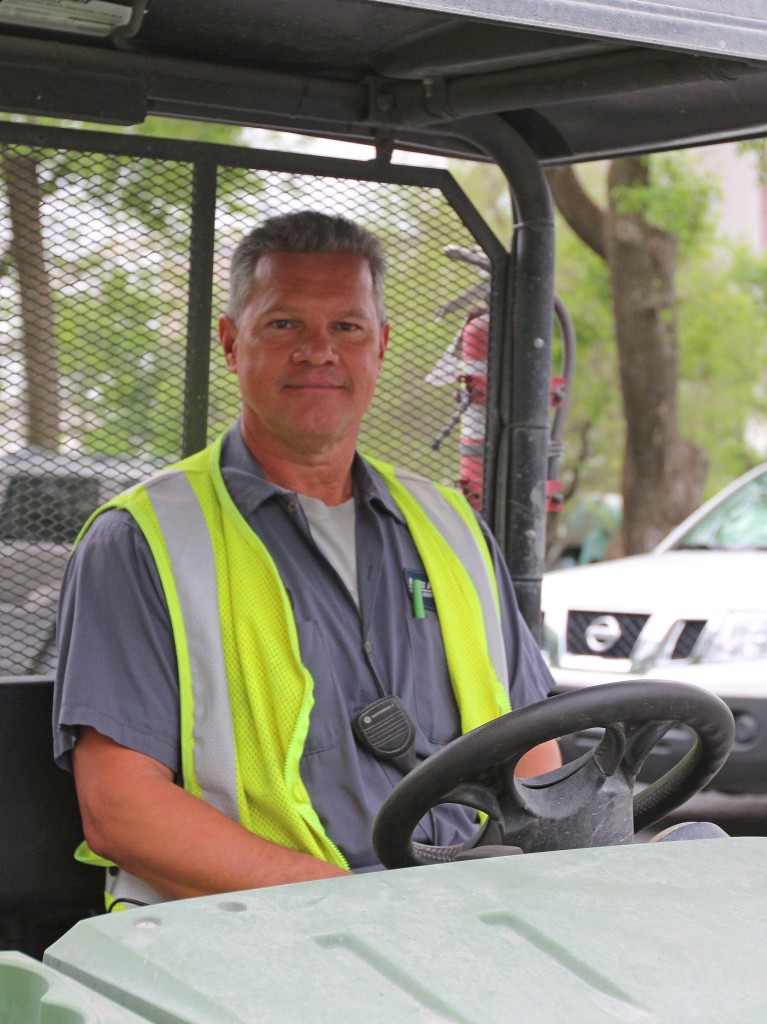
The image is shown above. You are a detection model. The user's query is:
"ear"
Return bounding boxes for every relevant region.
[219,315,238,372]
[378,321,390,368]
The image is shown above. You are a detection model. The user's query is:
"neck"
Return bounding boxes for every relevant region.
[240,421,355,505]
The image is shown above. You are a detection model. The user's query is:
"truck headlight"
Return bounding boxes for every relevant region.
[704,612,767,662]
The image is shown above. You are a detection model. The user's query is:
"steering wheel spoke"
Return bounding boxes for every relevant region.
[621,719,680,775]
[591,724,628,777]
[439,781,504,819]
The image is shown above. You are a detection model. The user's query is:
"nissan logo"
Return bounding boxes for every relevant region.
[584,614,623,653]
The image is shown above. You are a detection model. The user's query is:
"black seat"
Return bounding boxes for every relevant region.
[0,678,103,958]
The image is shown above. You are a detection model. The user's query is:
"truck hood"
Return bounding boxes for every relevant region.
[541,549,767,618]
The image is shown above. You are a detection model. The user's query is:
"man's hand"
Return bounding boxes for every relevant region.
[73,727,351,901]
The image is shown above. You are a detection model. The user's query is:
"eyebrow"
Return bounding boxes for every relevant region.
[335,309,372,319]
[263,306,373,319]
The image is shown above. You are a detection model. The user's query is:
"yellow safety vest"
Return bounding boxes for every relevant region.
[76,435,511,907]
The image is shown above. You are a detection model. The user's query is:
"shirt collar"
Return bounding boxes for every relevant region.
[219,424,286,515]
[219,422,406,525]
[353,453,406,525]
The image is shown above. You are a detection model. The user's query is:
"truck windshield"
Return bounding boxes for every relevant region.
[675,472,767,551]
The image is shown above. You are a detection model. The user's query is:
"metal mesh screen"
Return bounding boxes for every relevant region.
[0,134,494,678]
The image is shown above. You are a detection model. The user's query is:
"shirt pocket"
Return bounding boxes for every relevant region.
[406,615,461,748]
[296,618,345,755]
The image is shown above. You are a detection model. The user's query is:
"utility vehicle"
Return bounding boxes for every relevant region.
[1,1,767,1020]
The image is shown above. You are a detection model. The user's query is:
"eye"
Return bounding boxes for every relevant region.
[335,321,363,332]
[269,318,295,330]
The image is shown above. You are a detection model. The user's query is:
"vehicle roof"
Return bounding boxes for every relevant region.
[1,0,766,163]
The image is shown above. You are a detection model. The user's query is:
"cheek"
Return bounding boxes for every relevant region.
[239,347,273,379]
[354,361,383,405]
[240,352,292,403]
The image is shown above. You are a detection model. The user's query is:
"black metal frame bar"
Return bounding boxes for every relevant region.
[453,116,555,640]
[183,158,218,456]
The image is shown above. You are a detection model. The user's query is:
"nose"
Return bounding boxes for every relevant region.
[291,327,339,365]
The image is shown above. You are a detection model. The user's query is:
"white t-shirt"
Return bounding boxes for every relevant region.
[298,494,358,606]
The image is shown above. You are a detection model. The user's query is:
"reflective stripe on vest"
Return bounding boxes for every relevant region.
[149,469,240,820]
[76,436,510,906]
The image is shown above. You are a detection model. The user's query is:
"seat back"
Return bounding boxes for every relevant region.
[0,679,103,957]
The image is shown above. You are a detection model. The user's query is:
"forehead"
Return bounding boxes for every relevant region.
[248,250,375,303]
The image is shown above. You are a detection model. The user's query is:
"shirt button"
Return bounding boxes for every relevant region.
[287,501,297,513]
[364,641,373,654]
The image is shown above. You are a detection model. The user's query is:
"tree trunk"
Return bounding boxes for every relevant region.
[606,157,706,553]
[1,148,60,449]
[547,160,707,555]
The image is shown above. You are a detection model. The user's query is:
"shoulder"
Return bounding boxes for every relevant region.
[77,505,147,548]
[68,506,157,587]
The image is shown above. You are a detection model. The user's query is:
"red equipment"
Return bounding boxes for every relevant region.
[456,309,489,511]
[429,248,575,516]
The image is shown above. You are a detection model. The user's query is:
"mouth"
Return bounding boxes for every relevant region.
[282,378,348,392]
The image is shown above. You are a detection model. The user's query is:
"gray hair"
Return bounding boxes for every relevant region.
[227,210,387,323]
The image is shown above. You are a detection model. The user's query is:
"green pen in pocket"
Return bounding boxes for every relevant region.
[412,578,425,619]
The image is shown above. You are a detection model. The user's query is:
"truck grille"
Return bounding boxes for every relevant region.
[566,611,649,659]
[670,620,707,660]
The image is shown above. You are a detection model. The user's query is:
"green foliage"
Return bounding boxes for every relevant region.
[0,116,248,457]
[571,156,767,499]
[451,147,767,507]
[447,159,512,244]
[0,112,246,147]
[677,244,767,492]
[610,152,720,253]
[737,140,767,185]
[552,214,623,496]
[574,155,767,498]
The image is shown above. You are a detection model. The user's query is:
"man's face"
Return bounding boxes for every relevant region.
[220,251,388,456]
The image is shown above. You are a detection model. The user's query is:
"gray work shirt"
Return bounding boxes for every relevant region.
[54,425,554,871]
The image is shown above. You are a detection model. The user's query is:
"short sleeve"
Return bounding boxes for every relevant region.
[53,508,181,774]
[479,517,556,710]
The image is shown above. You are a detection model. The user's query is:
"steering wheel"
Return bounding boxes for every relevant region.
[372,680,734,869]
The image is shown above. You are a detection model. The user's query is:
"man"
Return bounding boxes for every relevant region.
[54,210,560,908]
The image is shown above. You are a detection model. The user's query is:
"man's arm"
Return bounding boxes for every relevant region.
[58,512,348,896]
[74,727,350,900]
[515,739,562,777]
[475,519,562,778]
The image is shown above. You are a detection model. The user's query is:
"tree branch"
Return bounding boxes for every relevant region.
[546,165,608,261]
